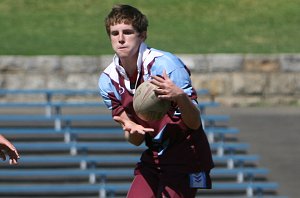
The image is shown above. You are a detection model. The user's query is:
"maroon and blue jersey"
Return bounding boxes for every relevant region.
[98,43,214,173]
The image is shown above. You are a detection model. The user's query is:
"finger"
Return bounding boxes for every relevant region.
[130,129,145,135]
[152,78,164,85]
[156,94,167,99]
[153,87,166,94]
[151,75,164,83]
[151,79,166,90]
[9,158,18,165]
[5,144,17,152]
[16,150,20,159]
[8,150,20,160]
[143,128,155,133]
[150,77,159,85]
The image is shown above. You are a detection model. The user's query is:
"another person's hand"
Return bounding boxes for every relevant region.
[0,135,20,165]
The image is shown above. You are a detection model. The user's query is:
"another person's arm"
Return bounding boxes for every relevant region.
[0,134,20,165]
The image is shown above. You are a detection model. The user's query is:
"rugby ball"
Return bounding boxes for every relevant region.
[133,81,171,121]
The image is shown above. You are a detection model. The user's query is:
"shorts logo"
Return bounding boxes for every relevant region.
[189,172,207,188]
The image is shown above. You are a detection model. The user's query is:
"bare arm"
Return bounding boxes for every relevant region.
[173,91,201,129]
[113,111,154,146]
[151,70,201,130]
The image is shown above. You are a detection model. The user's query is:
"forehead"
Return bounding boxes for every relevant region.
[110,23,135,32]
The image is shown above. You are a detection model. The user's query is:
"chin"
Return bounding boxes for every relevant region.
[117,52,131,58]
[117,54,128,59]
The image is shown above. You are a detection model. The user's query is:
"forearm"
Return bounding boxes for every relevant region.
[176,93,201,130]
[124,131,145,146]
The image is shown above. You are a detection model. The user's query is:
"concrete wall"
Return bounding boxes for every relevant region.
[0,54,299,106]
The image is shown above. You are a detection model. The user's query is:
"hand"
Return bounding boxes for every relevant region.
[0,135,20,165]
[113,116,154,135]
[151,70,201,129]
[151,70,185,103]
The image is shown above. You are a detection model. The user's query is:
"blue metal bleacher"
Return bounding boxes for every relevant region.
[0,88,285,198]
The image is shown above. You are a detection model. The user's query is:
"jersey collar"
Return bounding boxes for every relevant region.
[113,42,148,80]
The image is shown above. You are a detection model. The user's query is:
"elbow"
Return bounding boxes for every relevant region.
[190,111,201,130]
[184,110,201,130]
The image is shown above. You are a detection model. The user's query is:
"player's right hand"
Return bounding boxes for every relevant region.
[113,116,154,135]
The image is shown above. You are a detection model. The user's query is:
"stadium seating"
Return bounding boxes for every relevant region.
[0,89,286,198]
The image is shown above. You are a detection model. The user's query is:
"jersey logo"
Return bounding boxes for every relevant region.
[118,85,125,95]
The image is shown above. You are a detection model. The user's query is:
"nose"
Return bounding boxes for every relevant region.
[118,33,125,44]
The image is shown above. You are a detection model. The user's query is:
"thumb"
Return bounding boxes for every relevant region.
[113,116,125,126]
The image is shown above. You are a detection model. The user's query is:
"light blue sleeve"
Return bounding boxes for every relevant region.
[98,73,116,110]
[151,52,194,96]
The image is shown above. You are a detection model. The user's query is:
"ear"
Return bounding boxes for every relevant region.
[140,31,147,41]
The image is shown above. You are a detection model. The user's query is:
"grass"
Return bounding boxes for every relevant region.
[0,0,299,55]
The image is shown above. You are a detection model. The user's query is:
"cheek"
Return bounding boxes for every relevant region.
[110,38,118,49]
[130,37,143,47]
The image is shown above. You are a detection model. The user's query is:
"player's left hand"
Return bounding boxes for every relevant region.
[151,70,185,103]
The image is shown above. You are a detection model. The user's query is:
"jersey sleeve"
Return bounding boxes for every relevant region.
[152,52,198,104]
[98,73,124,116]
[170,66,198,104]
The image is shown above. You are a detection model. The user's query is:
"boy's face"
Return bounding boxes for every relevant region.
[109,23,145,60]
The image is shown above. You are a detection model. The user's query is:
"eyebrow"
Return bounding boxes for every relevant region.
[110,29,135,35]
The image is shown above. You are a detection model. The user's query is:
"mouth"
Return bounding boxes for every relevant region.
[118,46,127,50]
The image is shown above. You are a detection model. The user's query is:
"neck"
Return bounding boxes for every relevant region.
[119,54,138,77]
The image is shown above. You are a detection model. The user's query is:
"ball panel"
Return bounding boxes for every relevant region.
[133,81,171,121]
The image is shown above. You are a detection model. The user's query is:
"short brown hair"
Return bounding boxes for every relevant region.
[105,4,148,35]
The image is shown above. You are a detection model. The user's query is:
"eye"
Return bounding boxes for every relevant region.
[123,30,135,35]
[111,31,119,36]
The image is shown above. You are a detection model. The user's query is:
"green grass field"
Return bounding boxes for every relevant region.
[0,0,299,55]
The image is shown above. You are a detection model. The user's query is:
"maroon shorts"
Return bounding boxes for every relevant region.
[127,166,211,198]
